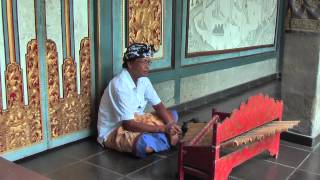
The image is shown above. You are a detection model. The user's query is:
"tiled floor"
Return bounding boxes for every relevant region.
[16,80,320,180]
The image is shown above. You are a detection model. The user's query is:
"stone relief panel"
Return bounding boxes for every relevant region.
[187,0,278,55]
[286,0,320,32]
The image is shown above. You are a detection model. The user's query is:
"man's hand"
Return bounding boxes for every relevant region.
[165,122,182,135]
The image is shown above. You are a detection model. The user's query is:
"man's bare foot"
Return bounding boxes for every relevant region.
[145,147,154,153]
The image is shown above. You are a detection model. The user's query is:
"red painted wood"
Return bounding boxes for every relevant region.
[183,146,213,172]
[178,94,283,180]
[214,134,280,180]
[218,94,283,143]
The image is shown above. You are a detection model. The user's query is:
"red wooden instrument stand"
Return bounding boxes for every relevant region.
[178,94,283,180]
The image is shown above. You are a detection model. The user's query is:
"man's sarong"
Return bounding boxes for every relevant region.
[104,111,178,157]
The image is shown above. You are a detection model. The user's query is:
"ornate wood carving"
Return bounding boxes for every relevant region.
[63,58,77,98]
[61,57,78,134]
[47,38,91,138]
[26,39,42,143]
[46,40,61,138]
[79,37,91,129]
[287,0,320,32]
[128,0,162,51]
[0,39,43,153]
[6,63,23,107]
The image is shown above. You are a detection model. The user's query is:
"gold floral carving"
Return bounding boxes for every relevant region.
[0,39,43,153]
[61,58,78,134]
[128,0,162,51]
[26,39,40,106]
[26,39,43,143]
[0,114,5,152]
[4,63,30,150]
[46,40,60,103]
[80,37,91,129]
[46,40,61,137]
[80,38,91,96]
[6,105,32,150]
[6,63,23,107]
[63,58,77,98]
[47,38,91,138]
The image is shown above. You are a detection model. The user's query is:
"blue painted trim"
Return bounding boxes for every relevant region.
[61,0,67,59]
[70,0,75,59]
[12,0,19,64]
[173,0,182,69]
[112,0,122,75]
[2,0,9,65]
[180,0,277,66]
[113,0,173,74]
[90,0,97,120]
[1,142,47,161]
[36,0,50,154]
[96,0,112,95]
[49,129,92,148]
[276,0,287,74]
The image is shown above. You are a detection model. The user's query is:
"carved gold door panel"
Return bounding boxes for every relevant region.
[0,0,93,161]
[45,0,93,148]
[0,0,46,160]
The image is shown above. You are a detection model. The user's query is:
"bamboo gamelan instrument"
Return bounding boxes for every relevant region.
[178,94,299,180]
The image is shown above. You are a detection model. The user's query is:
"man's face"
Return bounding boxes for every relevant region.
[128,57,152,78]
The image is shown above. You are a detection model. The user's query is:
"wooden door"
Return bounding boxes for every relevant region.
[0,0,94,161]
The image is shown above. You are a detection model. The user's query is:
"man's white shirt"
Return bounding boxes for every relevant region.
[97,69,161,145]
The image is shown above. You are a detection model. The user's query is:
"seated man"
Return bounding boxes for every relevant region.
[97,43,181,158]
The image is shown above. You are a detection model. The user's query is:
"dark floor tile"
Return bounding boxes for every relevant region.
[263,144,310,168]
[228,176,244,180]
[230,158,294,180]
[179,107,213,123]
[47,161,122,180]
[118,177,133,180]
[128,155,224,180]
[299,153,320,175]
[128,156,177,180]
[54,139,104,160]
[288,170,320,180]
[155,148,178,158]
[281,140,313,152]
[85,149,162,175]
[17,150,78,175]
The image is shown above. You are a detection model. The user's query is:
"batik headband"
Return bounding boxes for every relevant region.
[123,43,155,62]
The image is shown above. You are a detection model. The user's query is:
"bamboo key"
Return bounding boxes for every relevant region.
[221,120,300,148]
[181,120,300,148]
